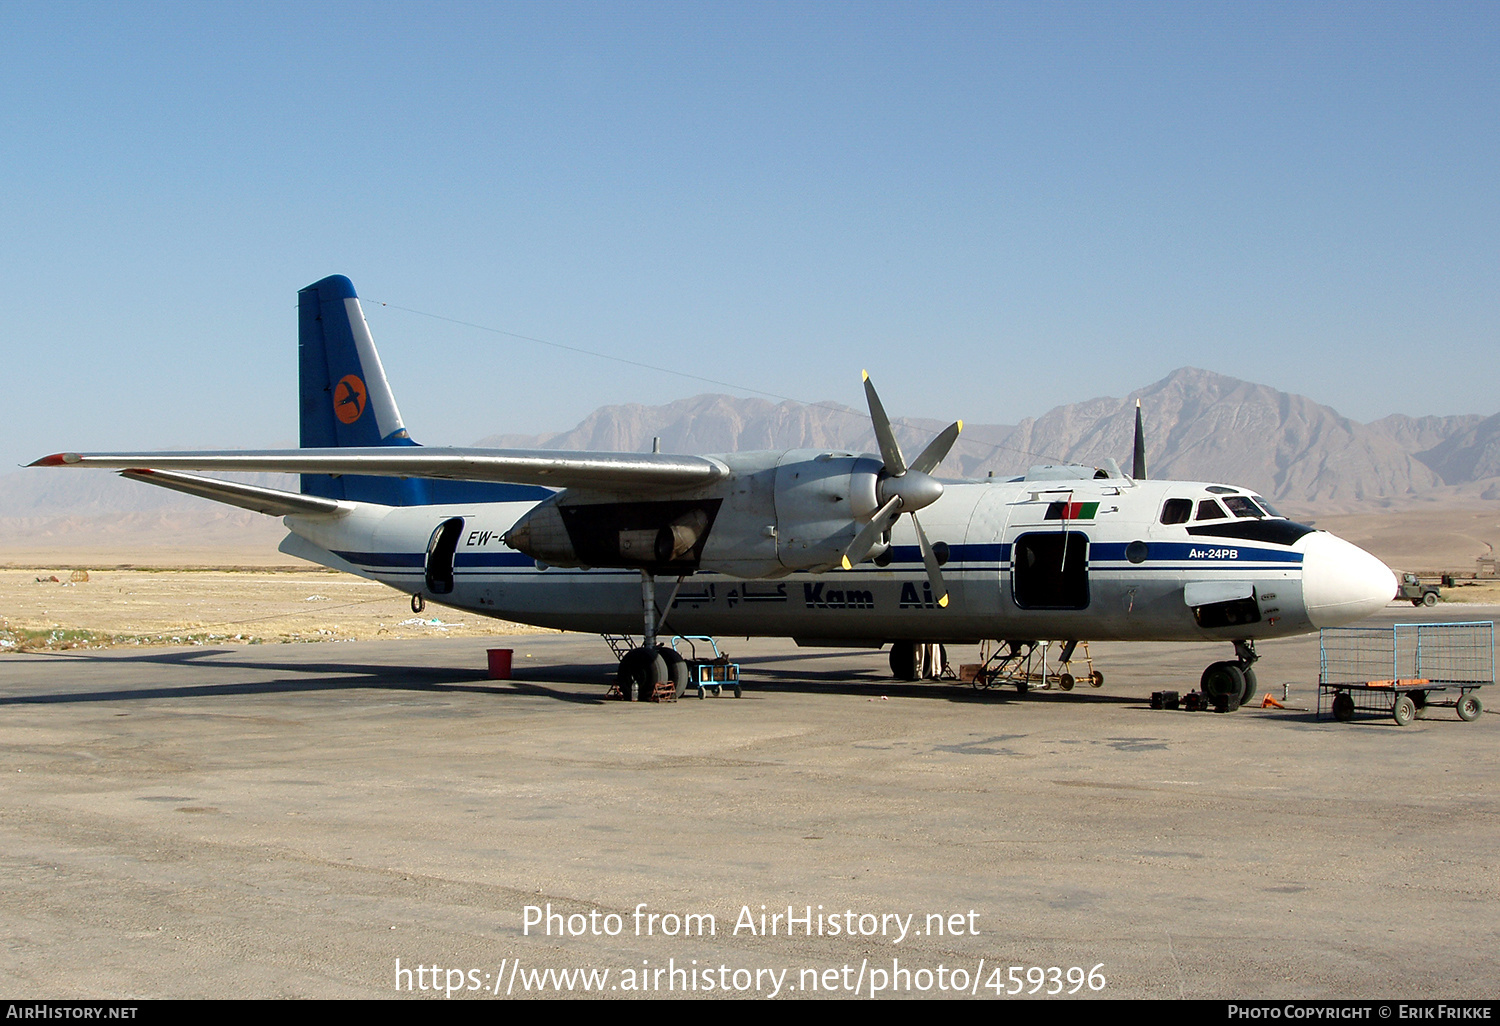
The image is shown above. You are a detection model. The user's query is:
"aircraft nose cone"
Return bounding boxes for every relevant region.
[1299,531,1397,628]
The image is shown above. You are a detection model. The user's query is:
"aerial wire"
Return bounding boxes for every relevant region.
[366,298,1071,468]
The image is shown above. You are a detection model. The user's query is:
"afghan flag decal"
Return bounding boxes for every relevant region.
[1044,501,1099,520]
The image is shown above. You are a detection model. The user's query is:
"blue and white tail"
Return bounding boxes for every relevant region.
[297,275,548,506]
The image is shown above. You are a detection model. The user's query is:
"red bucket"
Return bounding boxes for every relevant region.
[487,648,513,680]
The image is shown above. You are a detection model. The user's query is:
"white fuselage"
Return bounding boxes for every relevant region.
[280,472,1395,646]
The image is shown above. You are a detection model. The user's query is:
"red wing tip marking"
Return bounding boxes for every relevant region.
[30,453,79,466]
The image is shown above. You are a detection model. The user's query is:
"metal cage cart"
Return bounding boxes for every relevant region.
[1318,621,1492,725]
[672,636,741,698]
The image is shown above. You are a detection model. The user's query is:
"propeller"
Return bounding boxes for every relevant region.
[1131,399,1147,480]
[841,371,962,607]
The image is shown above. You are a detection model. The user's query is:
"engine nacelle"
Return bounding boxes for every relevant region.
[502,449,888,578]
[504,496,720,571]
[771,450,882,572]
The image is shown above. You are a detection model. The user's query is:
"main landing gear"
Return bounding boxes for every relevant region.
[1200,639,1260,712]
[615,572,689,701]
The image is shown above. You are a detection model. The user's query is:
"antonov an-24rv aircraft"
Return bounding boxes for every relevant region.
[34,275,1397,706]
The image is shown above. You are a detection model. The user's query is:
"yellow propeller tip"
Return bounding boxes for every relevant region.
[956,419,963,433]
[840,556,852,570]
[938,595,949,608]
[861,369,869,382]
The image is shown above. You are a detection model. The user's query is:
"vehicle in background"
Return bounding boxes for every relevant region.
[1396,571,1441,607]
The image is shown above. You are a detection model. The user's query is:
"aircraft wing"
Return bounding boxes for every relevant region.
[32,447,730,491]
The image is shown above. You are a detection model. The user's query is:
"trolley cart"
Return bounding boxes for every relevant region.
[1318,622,1492,725]
[672,636,742,698]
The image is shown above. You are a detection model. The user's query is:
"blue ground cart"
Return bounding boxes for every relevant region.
[672,636,741,698]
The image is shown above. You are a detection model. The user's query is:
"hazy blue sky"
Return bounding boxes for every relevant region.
[3,1,1495,472]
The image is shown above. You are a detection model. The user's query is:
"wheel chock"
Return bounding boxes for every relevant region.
[1260,693,1285,709]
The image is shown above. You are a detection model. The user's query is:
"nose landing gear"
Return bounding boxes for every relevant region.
[1200,640,1260,712]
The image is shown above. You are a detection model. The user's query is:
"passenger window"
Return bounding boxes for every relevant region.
[1196,499,1228,521]
[1160,499,1192,525]
[1223,496,1263,519]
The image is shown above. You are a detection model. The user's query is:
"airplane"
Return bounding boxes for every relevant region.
[32,275,1398,707]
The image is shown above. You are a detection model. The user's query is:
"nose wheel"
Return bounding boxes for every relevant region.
[1200,640,1260,711]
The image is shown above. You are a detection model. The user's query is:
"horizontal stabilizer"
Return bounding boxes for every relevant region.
[118,469,351,517]
[37,448,730,492]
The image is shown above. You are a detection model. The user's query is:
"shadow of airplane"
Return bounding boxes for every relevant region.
[0,644,1163,710]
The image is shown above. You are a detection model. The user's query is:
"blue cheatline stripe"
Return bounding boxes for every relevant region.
[330,549,1299,576]
[330,533,1304,577]
[330,549,424,568]
[456,551,537,568]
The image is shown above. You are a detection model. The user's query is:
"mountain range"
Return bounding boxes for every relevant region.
[3,368,1498,528]
[472,367,1500,508]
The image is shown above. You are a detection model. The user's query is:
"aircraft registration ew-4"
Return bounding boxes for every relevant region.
[33,275,1397,706]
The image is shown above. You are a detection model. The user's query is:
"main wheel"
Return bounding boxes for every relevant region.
[659,648,689,700]
[1201,661,1246,705]
[617,648,668,702]
[1332,692,1355,722]
[889,642,920,681]
[1457,693,1483,722]
[1392,695,1416,726]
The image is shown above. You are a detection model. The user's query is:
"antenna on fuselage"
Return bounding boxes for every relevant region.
[1131,399,1148,481]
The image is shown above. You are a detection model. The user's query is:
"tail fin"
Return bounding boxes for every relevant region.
[298,275,421,503]
[298,275,549,506]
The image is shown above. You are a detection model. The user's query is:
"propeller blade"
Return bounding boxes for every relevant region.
[862,371,907,475]
[841,495,902,569]
[911,513,949,608]
[1132,399,1147,480]
[909,420,962,477]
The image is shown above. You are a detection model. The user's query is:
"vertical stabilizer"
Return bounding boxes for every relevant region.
[296,275,551,507]
[299,275,422,503]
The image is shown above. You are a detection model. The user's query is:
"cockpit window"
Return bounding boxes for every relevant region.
[1160,499,1192,525]
[1223,496,1264,519]
[1196,499,1228,521]
[1251,495,1283,518]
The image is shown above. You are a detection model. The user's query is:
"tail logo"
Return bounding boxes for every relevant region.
[333,374,368,424]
